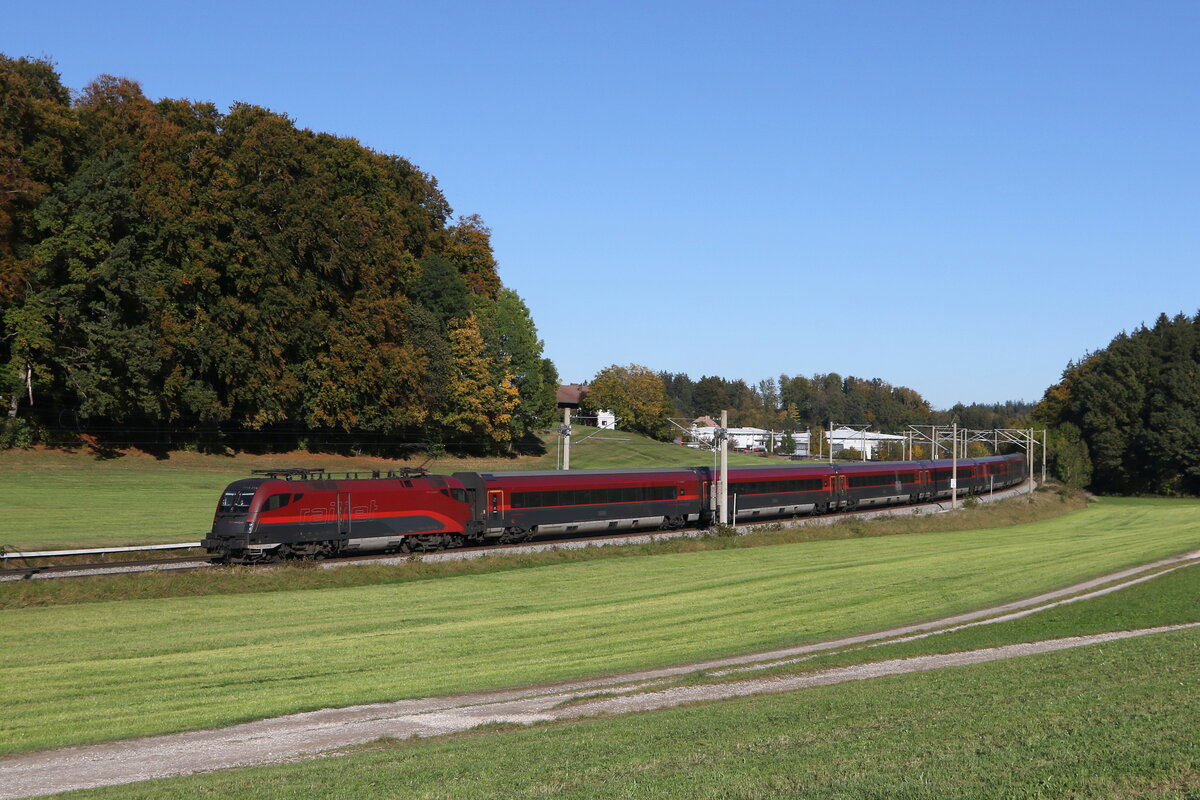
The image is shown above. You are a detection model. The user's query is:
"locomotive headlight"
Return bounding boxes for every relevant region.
[246,521,255,534]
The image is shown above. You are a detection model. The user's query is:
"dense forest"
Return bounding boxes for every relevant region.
[1036,312,1200,495]
[0,55,557,453]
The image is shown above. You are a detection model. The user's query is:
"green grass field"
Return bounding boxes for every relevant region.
[1,496,1196,757]
[0,427,768,551]
[42,553,1200,799]
[618,545,1200,694]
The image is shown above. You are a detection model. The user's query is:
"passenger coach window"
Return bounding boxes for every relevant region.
[848,475,889,488]
[510,486,677,508]
[731,479,823,495]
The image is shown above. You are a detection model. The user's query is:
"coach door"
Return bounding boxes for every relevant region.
[834,474,848,510]
[487,490,504,524]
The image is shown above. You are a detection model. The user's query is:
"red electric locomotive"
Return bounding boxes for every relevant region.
[203,468,476,562]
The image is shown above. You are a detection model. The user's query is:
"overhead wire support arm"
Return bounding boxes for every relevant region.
[571,416,624,446]
[667,417,720,452]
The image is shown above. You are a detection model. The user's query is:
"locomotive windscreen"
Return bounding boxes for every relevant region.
[219,489,256,514]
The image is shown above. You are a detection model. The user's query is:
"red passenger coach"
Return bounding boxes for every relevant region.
[454,468,707,542]
[723,463,838,519]
[834,461,928,510]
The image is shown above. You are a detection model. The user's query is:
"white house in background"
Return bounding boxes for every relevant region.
[595,410,616,430]
[684,420,812,456]
[683,420,906,460]
[826,426,906,460]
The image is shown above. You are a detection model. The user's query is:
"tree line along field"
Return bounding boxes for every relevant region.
[0,427,769,551]
[1,495,1196,759]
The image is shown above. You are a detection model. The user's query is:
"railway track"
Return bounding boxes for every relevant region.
[1,482,1034,583]
[0,555,212,583]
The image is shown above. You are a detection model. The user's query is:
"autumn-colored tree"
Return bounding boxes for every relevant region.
[584,364,672,439]
[0,54,553,452]
[0,55,77,303]
[477,289,558,436]
[443,214,501,298]
[435,314,518,445]
[0,56,77,428]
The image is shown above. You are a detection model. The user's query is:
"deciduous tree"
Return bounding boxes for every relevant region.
[585,364,672,439]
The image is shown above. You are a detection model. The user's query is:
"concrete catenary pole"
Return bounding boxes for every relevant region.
[719,409,729,525]
[562,407,571,471]
[951,422,958,510]
[1042,429,1047,483]
[1028,428,1036,490]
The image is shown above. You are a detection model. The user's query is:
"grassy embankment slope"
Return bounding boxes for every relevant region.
[1,496,1196,757]
[50,561,1200,800]
[0,427,766,551]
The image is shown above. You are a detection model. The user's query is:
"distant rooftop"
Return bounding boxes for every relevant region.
[556,384,587,407]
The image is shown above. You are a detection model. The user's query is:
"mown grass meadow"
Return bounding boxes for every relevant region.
[1,496,1197,757]
[49,570,1200,799]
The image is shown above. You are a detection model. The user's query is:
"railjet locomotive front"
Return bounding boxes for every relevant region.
[202,468,478,562]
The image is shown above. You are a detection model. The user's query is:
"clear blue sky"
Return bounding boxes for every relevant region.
[4,1,1197,409]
